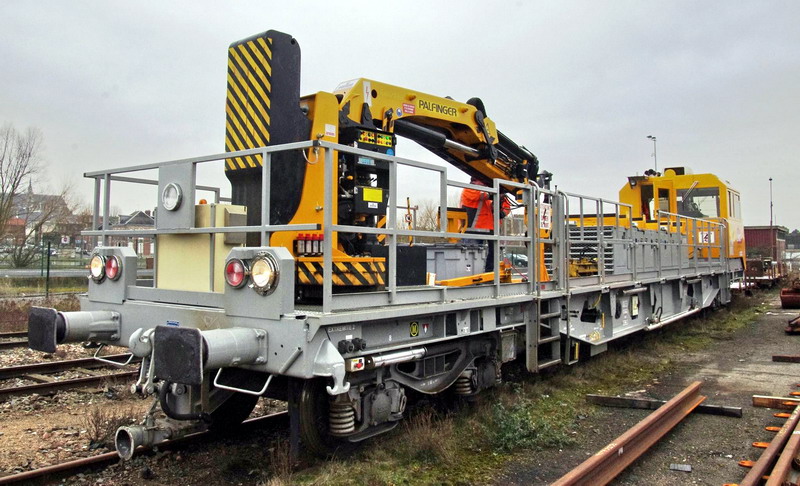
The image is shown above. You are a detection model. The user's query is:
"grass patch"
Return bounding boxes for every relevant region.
[0,276,87,297]
[0,294,80,331]
[485,385,576,452]
[396,408,458,465]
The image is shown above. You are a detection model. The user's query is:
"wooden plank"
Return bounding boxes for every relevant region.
[772,355,800,363]
[752,395,800,410]
[587,394,742,418]
[24,373,56,383]
[74,367,105,377]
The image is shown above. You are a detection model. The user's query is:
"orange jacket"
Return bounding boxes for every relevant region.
[461,188,510,231]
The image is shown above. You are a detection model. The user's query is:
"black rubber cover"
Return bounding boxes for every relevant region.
[153,325,204,386]
[224,30,311,241]
[28,307,58,353]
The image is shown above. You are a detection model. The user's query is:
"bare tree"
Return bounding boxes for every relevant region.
[8,184,72,267]
[0,123,74,267]
[415,199,439,232]
[0,124,42,239]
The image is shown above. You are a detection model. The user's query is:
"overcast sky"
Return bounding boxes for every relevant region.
[2,1,799,229]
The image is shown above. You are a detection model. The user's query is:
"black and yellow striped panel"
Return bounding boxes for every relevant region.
[296,259,387,287]
[225,36,273,171]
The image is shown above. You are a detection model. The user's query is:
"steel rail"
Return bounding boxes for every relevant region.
[0,331,27,339]
[0,339,27,350]
[552,381,706,486]
[738,403,800,486]
[0,371,138,399]
[0,354,139,380]
[765,417,800,486]
[0,411,288,485]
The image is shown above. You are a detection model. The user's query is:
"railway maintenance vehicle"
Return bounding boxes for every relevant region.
[27,29,745,458]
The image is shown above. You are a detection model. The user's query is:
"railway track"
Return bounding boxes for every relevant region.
[0,331,27,350]
[0,354,140,380]
[0,369,139,400]
[0,411,288,485]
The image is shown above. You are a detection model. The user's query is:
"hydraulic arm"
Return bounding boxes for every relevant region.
[222,30,541,295]
[332,78,538,187]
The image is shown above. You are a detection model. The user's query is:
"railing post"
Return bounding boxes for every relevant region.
[209,204,216,291]
[555,191,568,291]
[261,151,271,246]
[597,199,605,283]
[388,156,397,303]
[527,185,536,296]
[493,179,501,294]
[102,174,111,246]
[630,205,639,281]
[692,219,699,273]
[93,178,101,249]
[322,148,334,314]
[675,216,689,273]
[439,170,447,236]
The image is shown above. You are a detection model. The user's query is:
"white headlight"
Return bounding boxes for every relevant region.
[89,254,105,282]
[161,183,183,211]
[250,254,278,295]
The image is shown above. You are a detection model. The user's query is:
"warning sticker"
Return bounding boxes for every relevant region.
[402,103,415,115]
[325,124,336,138]
[362,187,383,202]
[540,203,552,231]
[410,321,419,337]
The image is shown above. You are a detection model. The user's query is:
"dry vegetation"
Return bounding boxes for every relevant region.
[0,293,79,332]
[82,405,141,449]
[258,291,768,485]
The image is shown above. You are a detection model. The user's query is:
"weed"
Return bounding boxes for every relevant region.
[0,294,80,332]
[82,405,140,450]
[484,388,576,452]
[394,408,457,465]
[267,439,294,482]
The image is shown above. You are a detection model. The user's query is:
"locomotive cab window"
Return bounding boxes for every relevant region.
[732,192,741,219]
[677,187,719,218]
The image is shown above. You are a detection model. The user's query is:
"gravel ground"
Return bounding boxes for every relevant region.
[0,343,106,368]
[494,292,798,485]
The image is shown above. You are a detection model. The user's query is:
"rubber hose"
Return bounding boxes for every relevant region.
[158,381,210,422]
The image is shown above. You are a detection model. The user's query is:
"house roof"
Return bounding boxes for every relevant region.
[121,211,155,226]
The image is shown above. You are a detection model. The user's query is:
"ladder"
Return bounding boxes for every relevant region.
[526,190,568,373]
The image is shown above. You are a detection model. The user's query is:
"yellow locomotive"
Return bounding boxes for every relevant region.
[619,167,745,268]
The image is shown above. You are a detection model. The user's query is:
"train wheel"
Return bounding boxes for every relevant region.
[208,392,259,431]
[297,379,352,456]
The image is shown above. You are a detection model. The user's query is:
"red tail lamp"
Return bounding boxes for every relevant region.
[225,259,248,288]
[105,255,122,281]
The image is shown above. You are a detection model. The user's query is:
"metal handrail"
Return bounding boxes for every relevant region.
[83,140,734,312]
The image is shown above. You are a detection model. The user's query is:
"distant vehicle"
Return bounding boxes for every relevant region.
[506,253,529,268]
